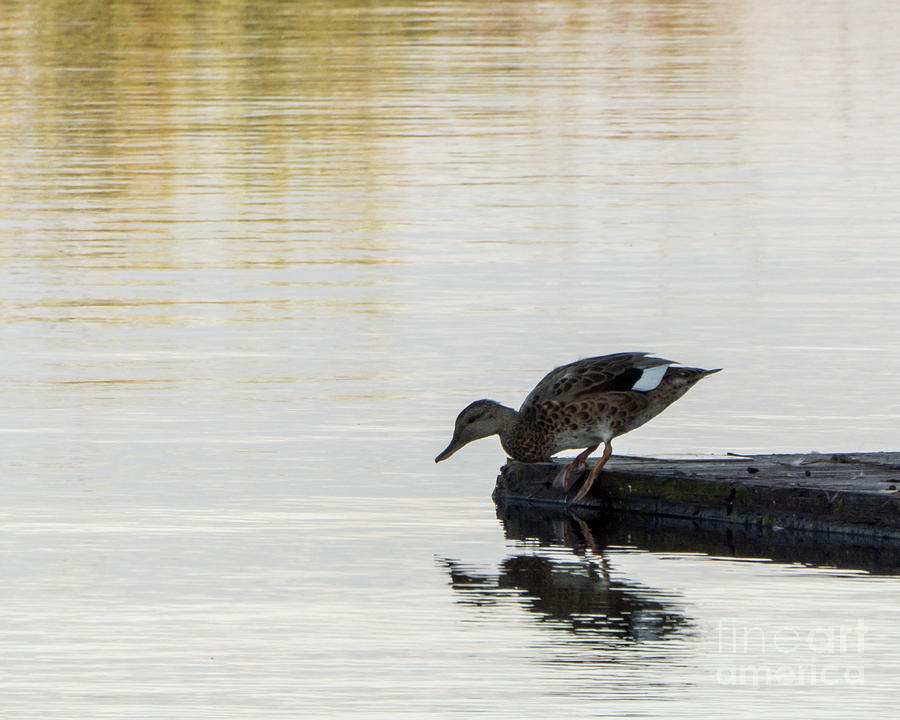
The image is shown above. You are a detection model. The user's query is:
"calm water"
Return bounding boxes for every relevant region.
[1,0,899,716]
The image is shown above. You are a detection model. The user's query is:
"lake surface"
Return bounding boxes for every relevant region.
[1,0,899,717]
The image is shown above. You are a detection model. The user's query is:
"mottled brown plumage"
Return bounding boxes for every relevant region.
[435,352,720,503]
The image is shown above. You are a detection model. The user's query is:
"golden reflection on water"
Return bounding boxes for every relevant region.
[1,0,742,250]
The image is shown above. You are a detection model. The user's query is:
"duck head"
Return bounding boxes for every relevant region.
[435,399,516,463]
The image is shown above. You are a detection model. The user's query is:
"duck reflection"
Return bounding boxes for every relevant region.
[441,508,691,647]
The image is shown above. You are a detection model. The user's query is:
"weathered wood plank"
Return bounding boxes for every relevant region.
[493,452,900,542]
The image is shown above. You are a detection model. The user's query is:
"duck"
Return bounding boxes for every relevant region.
[435,352,720,503]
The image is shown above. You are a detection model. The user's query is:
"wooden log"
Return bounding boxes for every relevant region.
[492,499,900,575]
[493,452,900,542]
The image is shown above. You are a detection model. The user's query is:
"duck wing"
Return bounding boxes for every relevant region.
[519,352,674,411]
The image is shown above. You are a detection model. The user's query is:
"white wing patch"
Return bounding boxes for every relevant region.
[631,363,670,391]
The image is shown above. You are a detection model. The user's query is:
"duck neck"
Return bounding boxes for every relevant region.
[494,404,525,459]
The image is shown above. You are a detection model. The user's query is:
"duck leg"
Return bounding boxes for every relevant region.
[568,442,613,504]
[553,444,599,490]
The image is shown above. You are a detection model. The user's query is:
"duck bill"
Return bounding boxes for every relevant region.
[435,436,463,463]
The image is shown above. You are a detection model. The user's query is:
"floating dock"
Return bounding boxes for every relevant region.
[493,452,900,543]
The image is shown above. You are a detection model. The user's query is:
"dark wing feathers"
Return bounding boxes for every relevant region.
[519,352,674,411]
[574,366,643,396]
